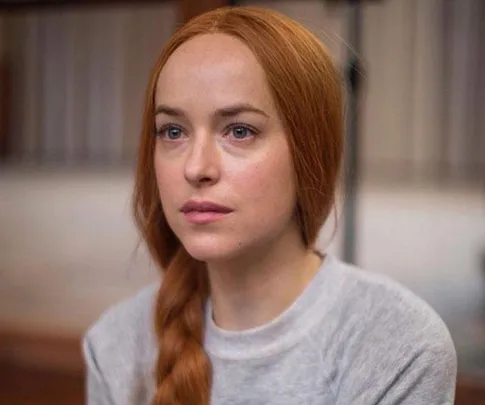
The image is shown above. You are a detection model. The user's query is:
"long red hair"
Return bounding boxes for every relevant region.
[132,6,344,405]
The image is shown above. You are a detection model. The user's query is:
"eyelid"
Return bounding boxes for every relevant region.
[224,122,259,137]
[155,123,186,138]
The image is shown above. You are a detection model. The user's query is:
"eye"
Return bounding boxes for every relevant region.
[156,125,184,140]
[166,127,183,140]
[227,124,257,140]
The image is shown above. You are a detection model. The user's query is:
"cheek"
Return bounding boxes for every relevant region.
[154,157,181,204]
[231,154,296,216]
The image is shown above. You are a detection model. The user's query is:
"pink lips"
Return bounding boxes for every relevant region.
[180,200,233,224]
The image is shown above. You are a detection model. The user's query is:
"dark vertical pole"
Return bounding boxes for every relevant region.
[0,61,9,159]
[342,0,363,264]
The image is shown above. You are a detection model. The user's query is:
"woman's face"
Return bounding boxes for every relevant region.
[154,33,298,263]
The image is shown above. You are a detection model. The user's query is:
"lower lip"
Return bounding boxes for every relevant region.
[183,211,231,224]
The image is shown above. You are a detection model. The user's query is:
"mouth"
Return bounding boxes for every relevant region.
[180,200,233,224]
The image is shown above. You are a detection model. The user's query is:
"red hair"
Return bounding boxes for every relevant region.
[132,6,344,405]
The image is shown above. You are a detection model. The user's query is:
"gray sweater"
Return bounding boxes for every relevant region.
[83,254,457,405]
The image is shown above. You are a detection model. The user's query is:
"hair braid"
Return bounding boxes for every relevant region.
[151,248,212,405]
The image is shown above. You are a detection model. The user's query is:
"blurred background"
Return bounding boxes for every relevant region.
[0,0,484,403]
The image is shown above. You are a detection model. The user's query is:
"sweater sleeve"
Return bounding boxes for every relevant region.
[335,339,457,405]
[333,295,458,405]
[376,345,457,405]
[82,334,115,405]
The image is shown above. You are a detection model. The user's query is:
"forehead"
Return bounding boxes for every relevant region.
[155,33,274,109]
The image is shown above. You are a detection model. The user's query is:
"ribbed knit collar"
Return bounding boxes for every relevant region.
[204,254,340,360]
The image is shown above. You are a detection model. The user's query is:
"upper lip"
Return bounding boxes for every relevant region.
[180,200,233,213]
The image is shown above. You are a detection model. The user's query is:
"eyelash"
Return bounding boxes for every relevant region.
[154,123,259,140]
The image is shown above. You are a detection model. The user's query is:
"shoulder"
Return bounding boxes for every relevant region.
[324,258,457,404]
[82,283,159,404]
[83,282,159,375]
[331,258,455,352]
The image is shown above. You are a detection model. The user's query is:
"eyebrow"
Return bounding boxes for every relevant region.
[154,103,269,119]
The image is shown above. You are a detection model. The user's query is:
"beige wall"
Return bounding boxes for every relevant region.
[0,169,157,336]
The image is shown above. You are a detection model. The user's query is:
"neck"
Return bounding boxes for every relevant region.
[206,228,322,331]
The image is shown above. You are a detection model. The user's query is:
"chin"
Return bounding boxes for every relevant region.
[180,234,245,263]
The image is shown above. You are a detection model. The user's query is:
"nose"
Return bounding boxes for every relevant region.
[184,134,220,187]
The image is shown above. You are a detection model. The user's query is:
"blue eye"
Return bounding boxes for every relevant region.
[166,127,182,140]
[232,126,248,139]
[156,125,183,140]
[230,125,255,140]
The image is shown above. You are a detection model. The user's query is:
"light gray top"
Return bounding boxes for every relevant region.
[83,255,457,405]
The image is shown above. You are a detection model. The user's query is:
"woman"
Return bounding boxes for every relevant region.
[83,6,457,405]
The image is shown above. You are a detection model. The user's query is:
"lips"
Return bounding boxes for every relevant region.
[180,200,233,214]
[180,200,233,224]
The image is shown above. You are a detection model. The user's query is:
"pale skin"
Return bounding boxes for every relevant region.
[154,33,322,331]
